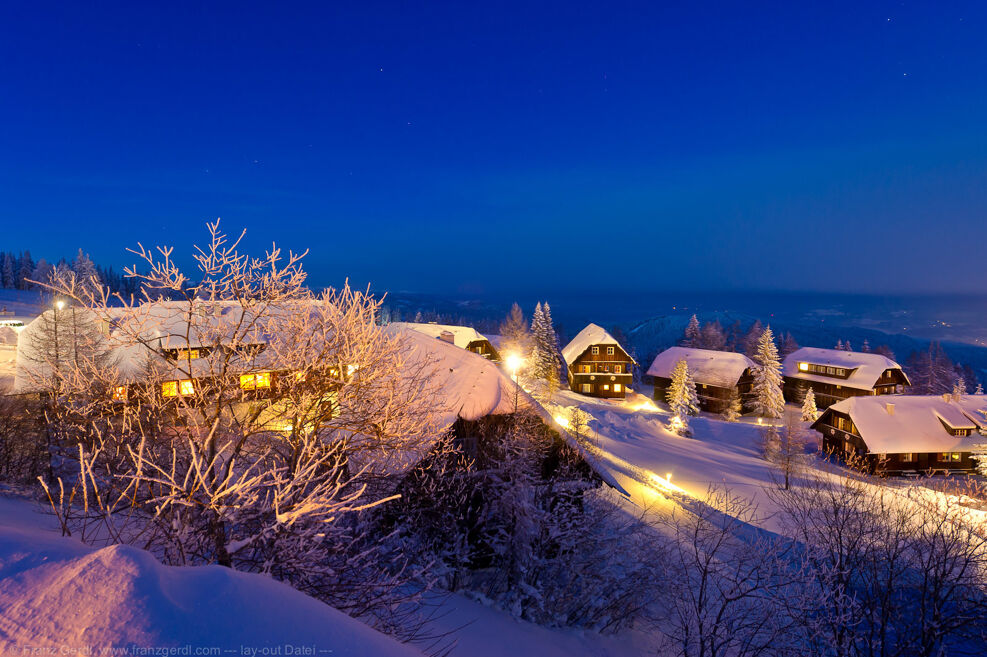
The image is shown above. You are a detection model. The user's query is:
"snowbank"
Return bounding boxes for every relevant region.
[0,498,423,656]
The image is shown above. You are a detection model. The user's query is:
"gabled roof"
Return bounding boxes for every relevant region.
[561,323,635,366]
[647,347,755,388]
[782,347,907,391]
[813,395,987,454]
[387,322,491,350]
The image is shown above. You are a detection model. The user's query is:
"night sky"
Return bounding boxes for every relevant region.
[1,2,985,296]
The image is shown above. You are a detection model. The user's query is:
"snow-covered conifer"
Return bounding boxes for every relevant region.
[530,302,560,392]
[953,377,966,398]
[801,387,818,422]
[976,382,984,395]
[666,358,700,426]
[752,326,785,419]
[861,339,871,353]
[835,339,844,351]
[683,314,700,347]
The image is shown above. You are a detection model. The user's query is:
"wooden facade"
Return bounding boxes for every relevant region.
[568,344,635,399]
[812,407,978,475]
[464,338,501,362]
[653,370,753,414]
[783,367,908,409]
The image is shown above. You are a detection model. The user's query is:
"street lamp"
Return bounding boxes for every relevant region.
[505,353,523,413]
[54,300,66,311]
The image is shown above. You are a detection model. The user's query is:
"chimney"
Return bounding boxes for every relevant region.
[438,330,456,345]
[885,402,895,416]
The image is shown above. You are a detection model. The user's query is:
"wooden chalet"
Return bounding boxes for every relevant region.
[782,347,909,409]
[388,322,501,362]
[562,324,636,399]
[647,347,755,413]
[811,394,987,474]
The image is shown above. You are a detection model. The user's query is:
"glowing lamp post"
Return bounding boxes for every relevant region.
[505,353,523,414]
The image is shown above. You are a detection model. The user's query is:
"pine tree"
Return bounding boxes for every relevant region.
[742,320,764,359]
[779,332,799,357]
[844,341,852,352]
[530,302,560,392]
[972,443,987,476]
[699,320,727,351]
[801,387,818,422]
[721,386,742,422]
[16,251,33,290]
[683,314,700,347]
[1,253,13,289]
[861,339,871,353]
[976,383,984,396]
[666,359,699,433]
[414,311,423,322]
[752,326,785,419]
[499,303,531,357]
[835,339,844,351]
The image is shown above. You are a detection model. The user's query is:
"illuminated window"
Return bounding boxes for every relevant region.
[614,383,622,393]
[937,452,962,462]
[179,379,195,395]
[591,347,599,355]
[798,362,809,372]
[162,381,178,397]
[112,385,127,402]
[602,384,610,391]
[176,348,200,360]
[580,384,592,393]
[240,372,272,390]
[614,365,621,373]
[581,365,592,373]
[901,453,915,462]
[606,346,615,355]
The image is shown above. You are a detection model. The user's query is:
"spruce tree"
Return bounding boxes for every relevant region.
[976,383,984,396]
[530,302,560,392]
[861,339,871,353]
[801,387,818,422]
[683,314,700,347]
[742,320,764,359]
[1,253,13,289]
[666,359,700,422]
[752,326,785,419]
[835,339,844,351]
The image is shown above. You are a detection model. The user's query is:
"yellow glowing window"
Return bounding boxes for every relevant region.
[798,362,809,372]
[614,383,622,393]
[240,372,272,390]
[614,365,622,373]
[162,381,178,397]
[112,385,127,402]
[176,348,200,360]
[179,379,195,395]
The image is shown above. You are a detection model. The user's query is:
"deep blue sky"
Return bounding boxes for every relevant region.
[1,2,985,296]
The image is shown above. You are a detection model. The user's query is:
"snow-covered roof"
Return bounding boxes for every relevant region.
[782,347,906,391]
[383,325,546,426]
[815,395,987,454]
[561,323,634,366]
[647,347,755,388]
[387,322,491,351]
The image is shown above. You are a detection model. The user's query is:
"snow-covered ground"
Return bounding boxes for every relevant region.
[0,494,426,656]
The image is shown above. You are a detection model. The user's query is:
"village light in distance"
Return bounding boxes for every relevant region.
[54,300,66,311]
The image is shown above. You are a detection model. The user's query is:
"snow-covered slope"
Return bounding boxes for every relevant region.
[0,497,423,656]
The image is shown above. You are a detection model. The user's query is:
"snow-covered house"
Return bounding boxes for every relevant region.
[782,347,909,409]
[811,394,987,474]
[387,322,501,362]
[13,302,545,435]
[647,347,755,413]
[562,324,636,399]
